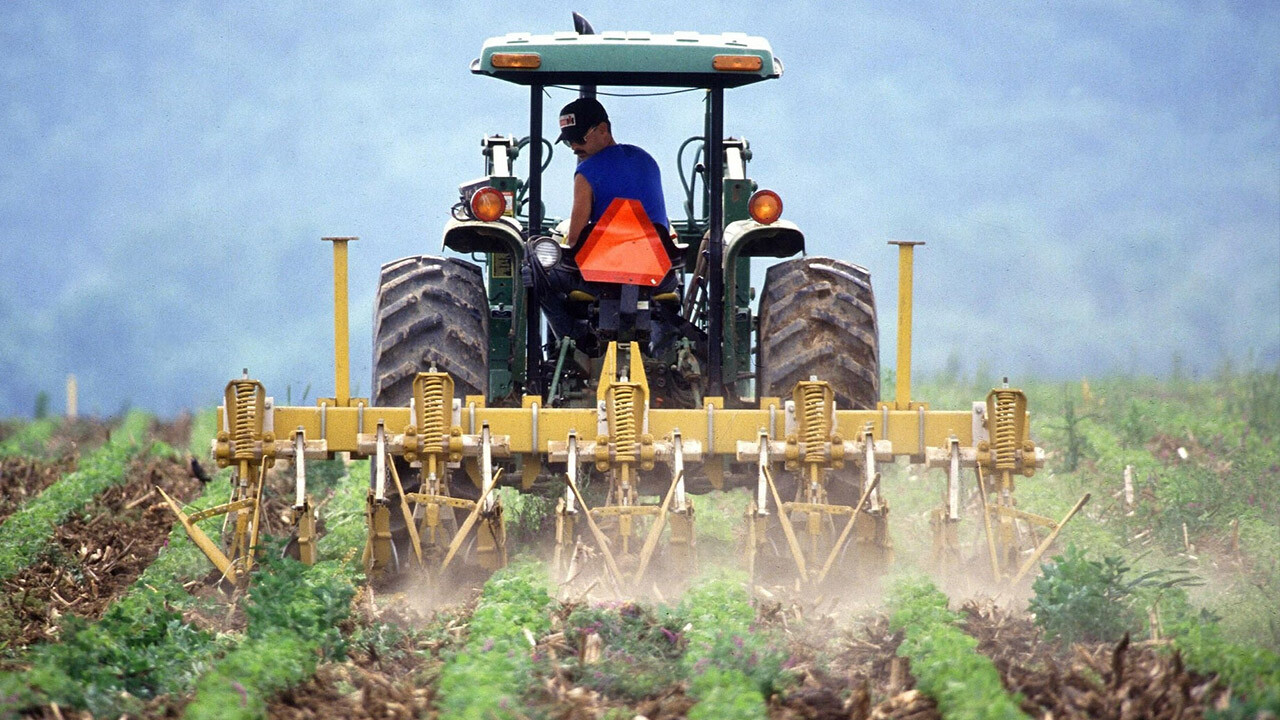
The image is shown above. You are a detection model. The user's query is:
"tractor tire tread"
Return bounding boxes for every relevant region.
[372,256,488,407]
[758,256,880,408]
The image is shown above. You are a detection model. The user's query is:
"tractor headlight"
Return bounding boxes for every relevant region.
[529,237,562,269]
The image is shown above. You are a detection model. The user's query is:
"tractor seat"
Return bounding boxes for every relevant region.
[568,290,597,303]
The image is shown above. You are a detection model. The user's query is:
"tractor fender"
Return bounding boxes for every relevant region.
[442,216,526,259]
[722,218,804,264]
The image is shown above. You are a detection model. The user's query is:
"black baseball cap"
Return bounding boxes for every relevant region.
[556,97,609,144]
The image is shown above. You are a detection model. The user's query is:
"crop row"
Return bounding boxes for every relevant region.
[428,565,795,719]
[434,560,556,719]
[183,463,367,720]
[0,413,368,718]
[0,410,153,582]
[888,577,1029,720]
[0,418,60,459]
[677,572,789,720]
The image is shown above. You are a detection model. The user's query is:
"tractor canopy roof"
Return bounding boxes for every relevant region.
[472,31,781,88]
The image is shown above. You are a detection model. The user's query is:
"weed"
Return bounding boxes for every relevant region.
[563,601,684,700]
[498,485,554,543]
[1030,544,1204,646]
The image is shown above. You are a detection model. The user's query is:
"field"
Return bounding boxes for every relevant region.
[0,371,1277,719]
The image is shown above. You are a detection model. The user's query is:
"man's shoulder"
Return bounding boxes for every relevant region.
[577,144,655,175]
[616,144,657,164]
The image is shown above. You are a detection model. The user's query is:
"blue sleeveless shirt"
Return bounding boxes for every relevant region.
[575,144,669,230]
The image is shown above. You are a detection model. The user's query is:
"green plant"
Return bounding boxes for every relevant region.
[434,561,555,719]
[677,571,789,719]
[497,485,554,543]
[0,461,244,717]
[181,462,366,720]
[0,574,228,717]
[888,577,1029,720]
[1030,545,1204,646]
[183,551,360,720]
[0,417,58,458]
[1233,369,1280,439]
[184,631,320,720]
[1029,545,1140,645]
[187,407,219,458]
[1048,394,1094,472]
[307,457,349,496]
[1154,588,1280,714]
[0,443,365,719]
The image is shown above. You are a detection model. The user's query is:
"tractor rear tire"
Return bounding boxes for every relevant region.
[757,257,887,587]
[370,256,488,575]
[372,255,488,405]
[757,256,879,409]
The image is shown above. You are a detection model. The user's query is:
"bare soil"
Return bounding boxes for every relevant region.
[0,455,200,661]
[0,456,77,526]
[962,601,1225,720]
[0,419,115,526]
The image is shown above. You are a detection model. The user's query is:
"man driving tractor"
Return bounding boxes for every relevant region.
[528,97,681,356]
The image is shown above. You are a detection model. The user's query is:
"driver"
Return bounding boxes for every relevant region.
[558,97,669,246]
[530,97,679,355]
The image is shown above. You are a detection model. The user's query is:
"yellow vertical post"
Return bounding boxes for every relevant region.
[889,241,924,410]
[323,237,357,407]
[66,374,78,419]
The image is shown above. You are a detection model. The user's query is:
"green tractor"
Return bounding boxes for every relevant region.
[370,17,885,582]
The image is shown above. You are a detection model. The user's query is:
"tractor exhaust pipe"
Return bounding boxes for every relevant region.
[572,12,597,99]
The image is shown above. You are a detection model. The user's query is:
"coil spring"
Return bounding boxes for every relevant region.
[417,375,447,450]
[992,390,1019,470]
[231,380,258,461]
[612,385,637,463]
[801,383,829,463]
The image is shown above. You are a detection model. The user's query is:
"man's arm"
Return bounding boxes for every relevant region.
[565,173,593,248]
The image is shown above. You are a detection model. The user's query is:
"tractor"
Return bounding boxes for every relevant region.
[164,17,1087,593]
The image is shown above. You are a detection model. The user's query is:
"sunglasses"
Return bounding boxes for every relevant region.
[566,123,600,146]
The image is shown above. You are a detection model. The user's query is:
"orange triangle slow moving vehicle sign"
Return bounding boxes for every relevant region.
[576,198,671,286]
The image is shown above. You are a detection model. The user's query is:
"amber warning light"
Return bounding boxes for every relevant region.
[491,53,541,69]
[713,54,764,72]
[470,187,507,222]
[748,189,783,224]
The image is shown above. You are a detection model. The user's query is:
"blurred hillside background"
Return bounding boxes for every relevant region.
[1,2,1276,417]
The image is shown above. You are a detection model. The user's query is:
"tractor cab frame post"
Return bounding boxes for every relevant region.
[706,87,726,398]
[525,86,544,395]
[517,84,728,400]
